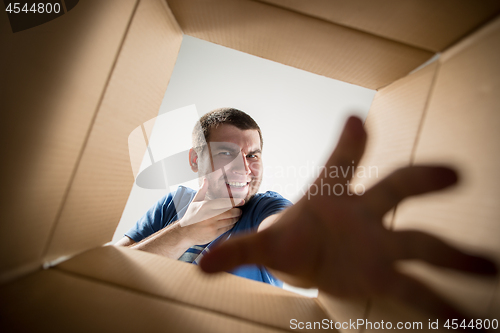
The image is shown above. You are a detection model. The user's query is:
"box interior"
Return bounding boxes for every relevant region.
[1,0,499,331]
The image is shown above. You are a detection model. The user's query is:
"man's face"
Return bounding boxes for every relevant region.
[192,124,263,202]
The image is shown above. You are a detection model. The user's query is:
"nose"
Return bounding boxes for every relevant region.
[231,151,251,175]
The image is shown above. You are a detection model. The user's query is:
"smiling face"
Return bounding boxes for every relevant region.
[190,124,263,202]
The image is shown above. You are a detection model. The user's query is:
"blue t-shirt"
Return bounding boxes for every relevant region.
[125,186,292,287]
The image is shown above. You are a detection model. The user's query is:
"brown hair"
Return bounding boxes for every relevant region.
[192,107,263,153]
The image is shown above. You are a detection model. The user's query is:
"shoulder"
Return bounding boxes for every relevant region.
[250,191,292,205]
[168,185,197,219]
[234,191,291,232]
[153,186,196,208]
[245,190,292,217]
[171,185,197,200]
[261,191,287,199]
[169,185,197,204]
[145,186,197,220]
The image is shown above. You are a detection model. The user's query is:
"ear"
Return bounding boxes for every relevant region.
[189,148,199,172]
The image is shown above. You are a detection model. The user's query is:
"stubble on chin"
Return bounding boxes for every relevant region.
[244,178,261,202]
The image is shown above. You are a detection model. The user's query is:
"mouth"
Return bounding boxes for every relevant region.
[220,178,257,200]
[226,181,249,188]
[225,181,251,196]
[226,182,250,193]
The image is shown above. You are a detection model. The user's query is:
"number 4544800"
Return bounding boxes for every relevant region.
[444,318,498,330]
[5,2,61,14]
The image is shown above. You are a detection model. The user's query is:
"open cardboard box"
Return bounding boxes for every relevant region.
[1,0,500,331]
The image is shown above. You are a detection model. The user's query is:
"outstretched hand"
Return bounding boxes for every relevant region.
[199,117,497,324]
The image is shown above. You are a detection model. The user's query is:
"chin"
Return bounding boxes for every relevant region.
[229,190,249,200]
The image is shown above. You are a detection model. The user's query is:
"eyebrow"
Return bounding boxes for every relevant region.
[212,145,239,153]
[211,145,262,156]
[247,149,262,155]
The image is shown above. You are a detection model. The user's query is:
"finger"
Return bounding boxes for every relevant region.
[217,221,238,233]
[361,166,458,219]
[217,208,242,220]
[193,178,208,202]
[320,116,367,185]
[384,271,486,333]
[199,229,274,273]
[216,216,239,228]
[394,230,497,275]
[208,198,245,210]
[185,205,242,227]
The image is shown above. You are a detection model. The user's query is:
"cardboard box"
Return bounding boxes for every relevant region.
[1,0,499,331]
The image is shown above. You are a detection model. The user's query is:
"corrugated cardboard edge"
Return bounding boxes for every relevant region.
[440,14,500,63]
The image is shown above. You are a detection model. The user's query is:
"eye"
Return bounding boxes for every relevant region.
[218,151,232,156]
[247,154,258,159]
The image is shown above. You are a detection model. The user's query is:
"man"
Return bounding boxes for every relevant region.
[116,107,291,287]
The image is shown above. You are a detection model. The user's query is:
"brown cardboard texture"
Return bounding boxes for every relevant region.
[1,0,499,332]
[258,0,500,52]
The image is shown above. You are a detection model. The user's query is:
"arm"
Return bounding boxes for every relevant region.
[114,236,135,247]
[257,211,283,232]
[115,222,196,259]
[115,179,244,259]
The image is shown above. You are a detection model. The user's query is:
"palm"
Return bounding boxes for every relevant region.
[266,192,393,297]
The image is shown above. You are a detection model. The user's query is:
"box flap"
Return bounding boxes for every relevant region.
[389,15,500,318]
[490,282,500,318]
[0,0,139,283]
[316,53,439,332]
[259,0,500,52]
[0,269,293,332]
[167,0,433,89]
[55,246,333,332]
[354,60,438,192]
[353,60,438,229]
[42,0,183,264]
[315,293,368,333]
[364,296,443,333]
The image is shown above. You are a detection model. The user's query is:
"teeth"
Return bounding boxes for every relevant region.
[227,182,247,187]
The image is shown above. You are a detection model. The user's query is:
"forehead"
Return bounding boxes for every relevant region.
[208,124,261,151]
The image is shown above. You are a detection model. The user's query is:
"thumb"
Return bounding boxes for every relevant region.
[322,116,366,183]
[193,178,208,202]
[199,230,273,273]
